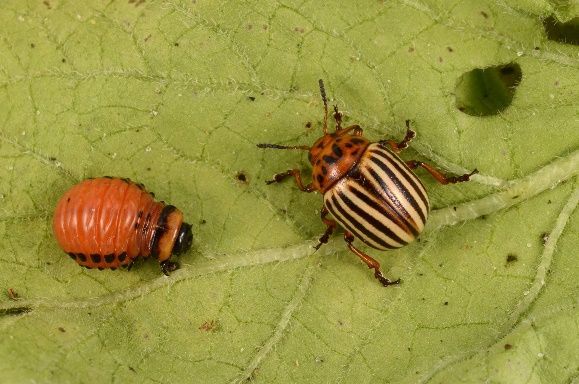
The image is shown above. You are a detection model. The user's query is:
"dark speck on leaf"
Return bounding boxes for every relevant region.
[58,327,65,332]
[305,121,312,129]
[540,232,549,245]
[174,42,179,47]
[447,46,454,52]
[200,219,206,225]
[49,156,56,161]
[236,172,248,183]
[247,96,256,101]
[504,343,513,350]
[506,253,518,263]
[480,10,489,18]
[30,43,35,48]
[61,58,66,63]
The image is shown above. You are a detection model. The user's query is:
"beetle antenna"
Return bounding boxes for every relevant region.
[319,79,328,134]
[257,143,310,150]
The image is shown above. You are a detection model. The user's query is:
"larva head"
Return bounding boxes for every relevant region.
[173,222,193,255]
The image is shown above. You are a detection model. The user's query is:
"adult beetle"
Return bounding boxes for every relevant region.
[258,80,477,286]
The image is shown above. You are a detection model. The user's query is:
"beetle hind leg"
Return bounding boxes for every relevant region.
[344,232,400,287]
[314,207,337,250]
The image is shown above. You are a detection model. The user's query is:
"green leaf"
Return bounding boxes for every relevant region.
[1,1,578,383]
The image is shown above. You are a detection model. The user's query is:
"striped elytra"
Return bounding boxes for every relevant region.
[52,177,193,275]
[257,80,476,286]
[324,143,429,250]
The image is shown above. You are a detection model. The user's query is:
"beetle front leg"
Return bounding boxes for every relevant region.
[314,206,337,250]
[265,169,315,192]
[344,232,400,287]
[406,161,478,185]
[341,124,363,136]
[380,120,416,153]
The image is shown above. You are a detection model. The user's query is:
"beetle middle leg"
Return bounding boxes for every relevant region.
[314,206,337,250]
[406,161,478,185]
[344,232,400,287]
[381,120,416,153]
[265,169,315,192]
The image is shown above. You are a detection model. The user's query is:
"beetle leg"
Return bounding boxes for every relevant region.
[333,105,343,131]
[340,124,363,136]
[381,120,416,153]
[344,232,401,287]
[265,169,315,192]
[406,161,478,184]
[315,206,337,250]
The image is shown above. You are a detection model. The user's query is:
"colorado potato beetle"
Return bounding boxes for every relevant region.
[258,80,477,286]
[52,177,193,275]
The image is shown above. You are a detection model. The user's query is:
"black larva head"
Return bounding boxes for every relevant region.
[172,222,193,255]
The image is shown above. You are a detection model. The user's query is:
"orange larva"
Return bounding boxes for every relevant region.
[52,177,193,275]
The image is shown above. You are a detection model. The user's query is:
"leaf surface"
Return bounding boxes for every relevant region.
[0,1,578,383]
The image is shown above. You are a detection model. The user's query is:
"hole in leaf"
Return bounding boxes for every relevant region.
[543,16,579,45]
[455,63,522,116]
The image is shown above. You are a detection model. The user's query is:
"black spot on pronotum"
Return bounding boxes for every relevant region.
[323,155,337,164]
[90,254,101,263]
[68,252,76,260]
[118,253,127,262]
[455,63,522,116]
[332,144,343,157]
[77,254,87,262]
[506,253,518,263]
[543,16,579,45]
[104,254,115,263]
